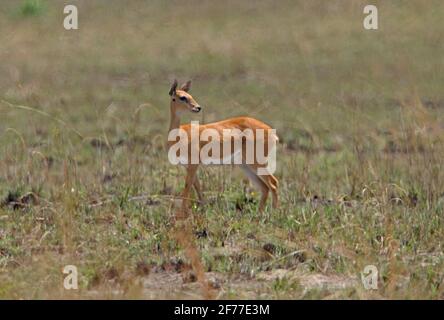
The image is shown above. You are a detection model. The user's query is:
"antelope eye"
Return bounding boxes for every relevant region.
[179,96,187,102]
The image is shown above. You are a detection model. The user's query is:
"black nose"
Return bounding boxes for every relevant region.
[193,105,202,112]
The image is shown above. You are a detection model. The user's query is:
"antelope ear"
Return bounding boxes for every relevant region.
[169,79,178,96]
[180,80,192,92]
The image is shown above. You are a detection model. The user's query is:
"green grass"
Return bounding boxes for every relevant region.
[0,0,444,299]
[19,0,45,17]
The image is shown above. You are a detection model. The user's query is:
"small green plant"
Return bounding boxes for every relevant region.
[20,0,45,17]
[272,276,301,294]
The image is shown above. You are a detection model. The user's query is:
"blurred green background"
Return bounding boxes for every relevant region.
[1,0,444,299]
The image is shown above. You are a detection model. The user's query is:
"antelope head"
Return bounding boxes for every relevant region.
[169,79,202,114]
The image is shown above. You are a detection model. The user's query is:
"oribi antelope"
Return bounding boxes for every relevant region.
[167,79,278,212]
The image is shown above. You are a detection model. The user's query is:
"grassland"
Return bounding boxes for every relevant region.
[1,0,444,299]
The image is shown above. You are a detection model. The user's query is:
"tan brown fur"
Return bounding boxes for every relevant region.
[168,79,278,212]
